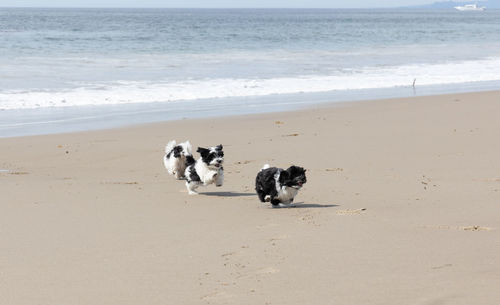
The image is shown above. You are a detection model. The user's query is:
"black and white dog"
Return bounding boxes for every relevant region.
[163,140,193,180]
[185,144,224,194]
[255,164,307,207]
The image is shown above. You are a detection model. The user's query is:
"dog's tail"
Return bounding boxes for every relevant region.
[261,164,270,171]
[165,140,176,154]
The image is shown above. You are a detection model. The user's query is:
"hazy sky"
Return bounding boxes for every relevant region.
[0,0,439,8]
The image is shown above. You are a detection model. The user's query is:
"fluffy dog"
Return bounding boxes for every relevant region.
[185,144,224,194]
[255,164,307,207]
[163,140,193,180]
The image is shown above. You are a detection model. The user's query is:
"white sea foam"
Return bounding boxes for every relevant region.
[1,57,500,110]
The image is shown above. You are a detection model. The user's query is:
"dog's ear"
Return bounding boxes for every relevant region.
[286,165,297,175]
[197,147,210,157]
[185,141,192,154]
[287,165,304,175]
[173,146,183,157]
[215,144,223,150]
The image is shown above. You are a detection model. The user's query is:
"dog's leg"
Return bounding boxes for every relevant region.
[281,199,295,207]
[270,198,281,208]
[257,190,267,202]
[186,181,199,195]
[174,158,187,180]
[215,168,224,187]
[175,170,184,180]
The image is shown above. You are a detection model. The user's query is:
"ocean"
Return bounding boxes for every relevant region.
[1,8,500,136]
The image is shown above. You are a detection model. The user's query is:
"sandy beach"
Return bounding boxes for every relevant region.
[1,91,499,305]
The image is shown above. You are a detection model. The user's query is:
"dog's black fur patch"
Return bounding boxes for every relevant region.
[185,155,196,166]
[166,145,183,159]
[197,145,224,166]
[255,165,307,206]
[186,164,201,182]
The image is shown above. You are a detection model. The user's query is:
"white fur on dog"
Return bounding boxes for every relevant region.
[273,169,299,205]
[163,140,192,180]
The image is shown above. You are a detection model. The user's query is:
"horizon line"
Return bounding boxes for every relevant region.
[0,6,450,9]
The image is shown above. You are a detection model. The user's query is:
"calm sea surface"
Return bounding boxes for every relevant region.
[1,8,500,135]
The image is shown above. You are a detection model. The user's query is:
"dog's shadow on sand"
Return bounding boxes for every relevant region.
[201,191,256,197]
[199,193,338,209]
[284,202,338,209]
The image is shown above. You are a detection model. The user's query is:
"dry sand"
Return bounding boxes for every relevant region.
[1,91,499,305]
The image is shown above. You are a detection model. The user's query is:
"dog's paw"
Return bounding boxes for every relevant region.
[188,191,199,195]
